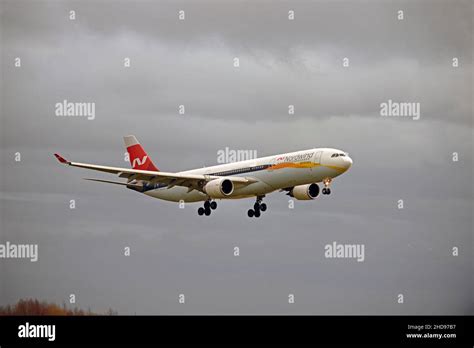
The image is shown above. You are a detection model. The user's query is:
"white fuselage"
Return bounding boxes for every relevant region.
[142,148,353,203]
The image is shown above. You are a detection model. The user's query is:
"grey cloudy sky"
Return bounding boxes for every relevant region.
[0,0,472,314]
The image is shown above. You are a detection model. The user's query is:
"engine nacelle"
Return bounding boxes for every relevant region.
[203,178,234,198]
[290,183,320,200]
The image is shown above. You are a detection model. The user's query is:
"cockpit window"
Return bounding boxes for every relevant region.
[331,153,346,158]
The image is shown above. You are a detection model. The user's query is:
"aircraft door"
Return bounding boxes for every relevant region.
[313,151,322,164]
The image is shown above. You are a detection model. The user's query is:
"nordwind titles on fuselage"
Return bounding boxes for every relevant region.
[279,152,314,162]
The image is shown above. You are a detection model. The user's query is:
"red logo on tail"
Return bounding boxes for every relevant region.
[127,144,159,171]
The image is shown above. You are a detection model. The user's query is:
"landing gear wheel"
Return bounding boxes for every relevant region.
[247,209,255,218]
[204,207,211,216]
[210,201,217,210]
[250,196,266,216]
[204,201,211,209]
[322,178,332,195]
[198,207,205,216]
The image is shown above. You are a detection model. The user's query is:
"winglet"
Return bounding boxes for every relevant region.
[54,153,70,164]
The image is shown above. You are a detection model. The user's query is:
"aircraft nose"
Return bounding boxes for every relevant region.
[343,156,353,170]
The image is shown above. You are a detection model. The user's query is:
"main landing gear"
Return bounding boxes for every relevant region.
[322,177,332,195]
[198,199,217,216]
[247,196,267,218]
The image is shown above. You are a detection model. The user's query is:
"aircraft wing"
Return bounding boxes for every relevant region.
[54,154,257,191]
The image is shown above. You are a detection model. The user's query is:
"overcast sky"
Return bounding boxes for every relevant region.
[0,0,472,314]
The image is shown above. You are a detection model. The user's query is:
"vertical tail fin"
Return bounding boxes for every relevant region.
[123,135,159,172]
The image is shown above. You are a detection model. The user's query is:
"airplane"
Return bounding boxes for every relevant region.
[54,135,353,218]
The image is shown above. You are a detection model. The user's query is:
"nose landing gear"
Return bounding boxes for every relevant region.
[198,199,217,216]
[322,178,332,195]
[248,196,267,218]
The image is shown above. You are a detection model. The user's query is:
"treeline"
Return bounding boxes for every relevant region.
[0,298,117,315]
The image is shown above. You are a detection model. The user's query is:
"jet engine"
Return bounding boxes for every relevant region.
[203,178,234,198]
[290,183,320,200]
